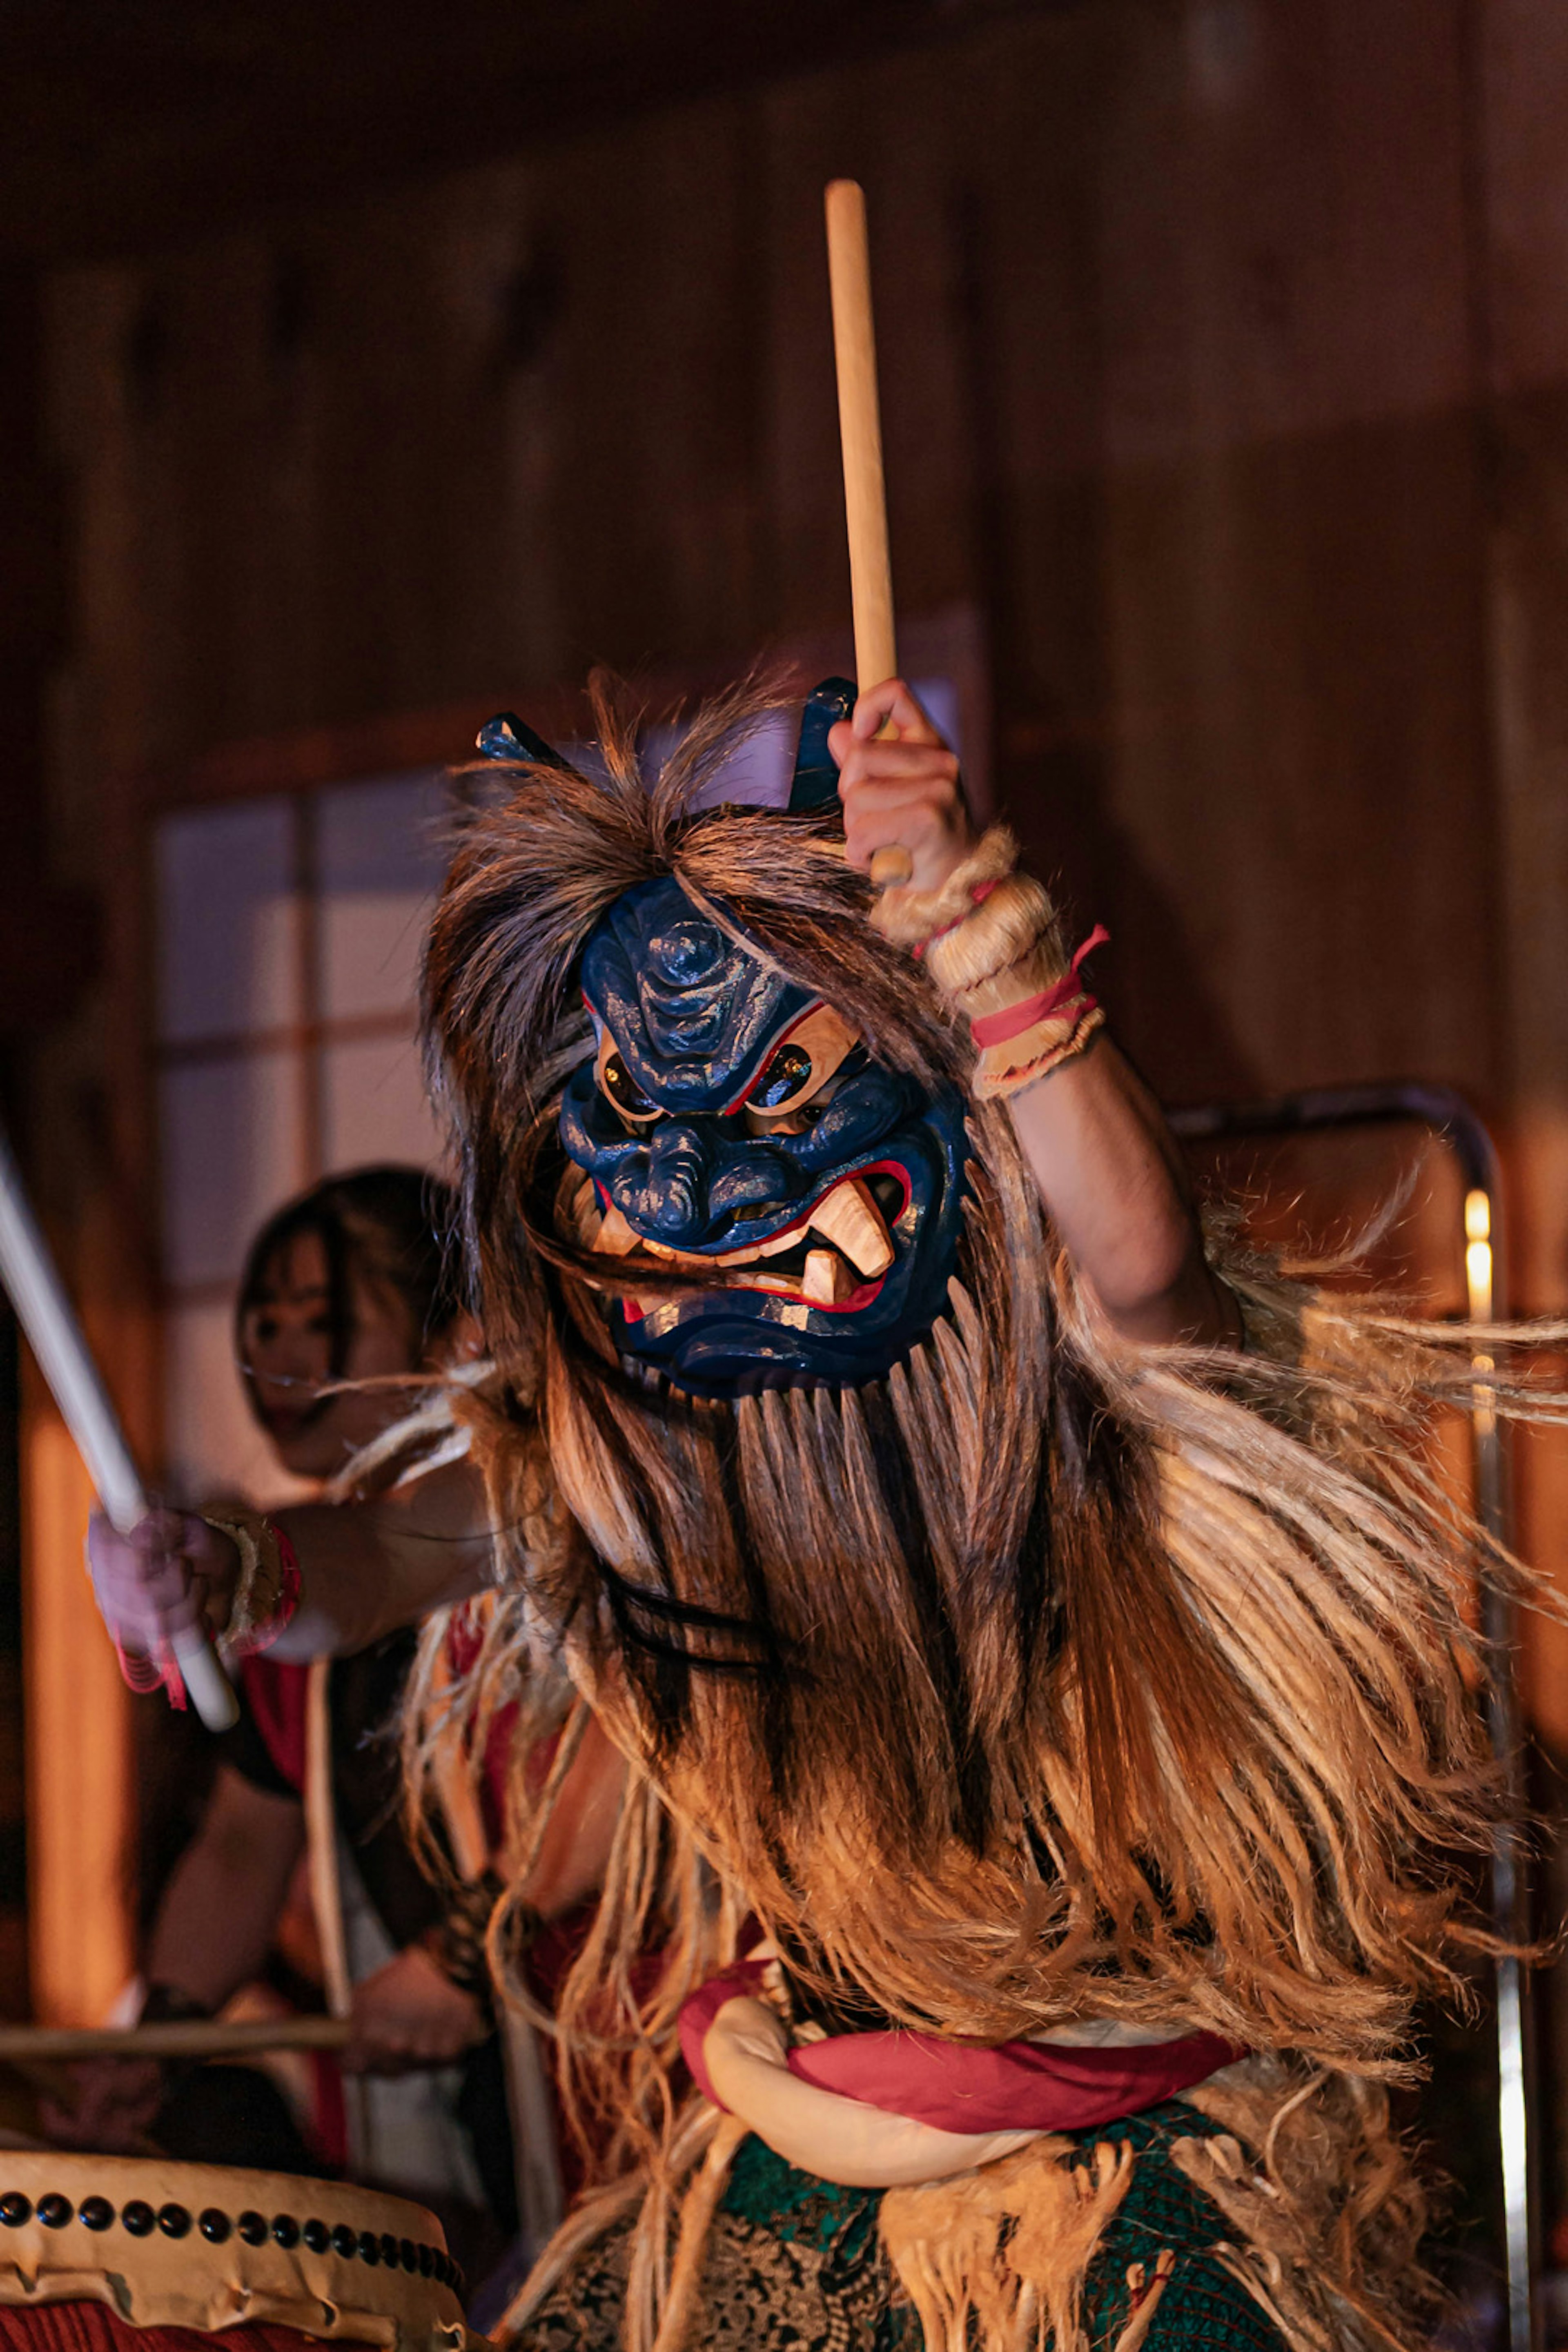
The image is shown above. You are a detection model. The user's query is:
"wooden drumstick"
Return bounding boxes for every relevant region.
[824,178,913,891]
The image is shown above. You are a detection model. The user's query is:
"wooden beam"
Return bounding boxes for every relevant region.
[21,1389,133,2026]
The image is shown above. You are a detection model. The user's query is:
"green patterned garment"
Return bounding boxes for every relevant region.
[516,2103,1286,2351]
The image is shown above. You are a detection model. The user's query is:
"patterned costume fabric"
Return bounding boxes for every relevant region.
[516,2108,1285,2352]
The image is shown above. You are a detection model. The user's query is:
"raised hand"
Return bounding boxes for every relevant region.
[829,678,974,897]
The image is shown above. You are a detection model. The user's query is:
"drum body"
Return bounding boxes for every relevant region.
[0,2156,472,2352]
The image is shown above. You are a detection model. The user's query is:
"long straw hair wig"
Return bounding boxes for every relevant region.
[421,678,1545,2093]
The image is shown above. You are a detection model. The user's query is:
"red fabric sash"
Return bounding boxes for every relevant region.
[680,1964,1241,2134]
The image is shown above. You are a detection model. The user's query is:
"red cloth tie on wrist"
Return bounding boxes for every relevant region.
[969,925,1109,1051]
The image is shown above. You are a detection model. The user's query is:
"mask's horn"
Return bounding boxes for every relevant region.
[475,710,572,769]
[788,677,856,815]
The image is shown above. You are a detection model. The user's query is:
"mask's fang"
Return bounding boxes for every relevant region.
[802,1247,854,1305]
[808,1178,894,1278]
[592,1202,641,1256]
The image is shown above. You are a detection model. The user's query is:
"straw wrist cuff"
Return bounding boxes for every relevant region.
[868,826,1021,947]
[913,845,1107,1099]
[200,1511,301,1663]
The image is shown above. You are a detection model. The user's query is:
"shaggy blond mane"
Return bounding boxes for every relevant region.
[412,679,1560,2350]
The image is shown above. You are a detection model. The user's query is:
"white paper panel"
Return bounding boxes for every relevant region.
[649,680,960,814]
[649,712,796,810]
[160,1051,306,1289]
[318,1031,447,1175]
[316,772,450,1020]
[915,676,961,752]
[156,801,300,1045]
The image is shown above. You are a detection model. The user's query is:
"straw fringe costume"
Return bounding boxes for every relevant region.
[404,679,1559,2352]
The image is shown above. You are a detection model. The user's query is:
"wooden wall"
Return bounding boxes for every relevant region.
[45,4,1519,1080]
[29,0,1568,2000]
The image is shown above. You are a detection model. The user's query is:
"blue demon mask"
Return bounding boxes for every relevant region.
[474,684,969,1396]
[558,875,968,1393]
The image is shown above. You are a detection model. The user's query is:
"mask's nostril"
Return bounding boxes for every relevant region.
[647,1176,701,1235]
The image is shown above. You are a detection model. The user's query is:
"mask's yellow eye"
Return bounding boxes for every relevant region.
[598,1045,659,1122]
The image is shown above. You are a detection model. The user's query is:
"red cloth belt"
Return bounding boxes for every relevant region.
[680,1963,1242,2134]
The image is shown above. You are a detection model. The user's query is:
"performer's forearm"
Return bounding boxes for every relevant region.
[266,1461,494,1660]
[86,1461,495,1668]
[831,684,1236,1350]
[1006,1036,1240,1348]
[143,1765,305,2012]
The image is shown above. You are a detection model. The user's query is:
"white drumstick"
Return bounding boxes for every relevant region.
[0,1123,237,1732]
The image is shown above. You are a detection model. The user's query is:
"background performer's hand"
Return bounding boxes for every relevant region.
[341,1944,487,2076]
[85,1507,237,1659]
